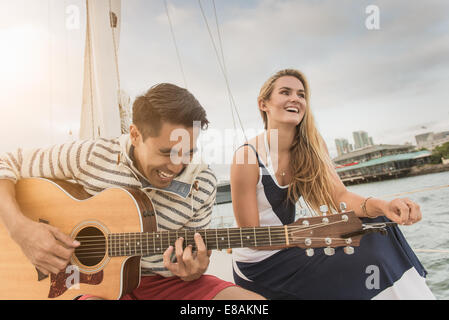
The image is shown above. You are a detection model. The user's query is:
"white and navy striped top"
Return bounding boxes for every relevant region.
[232,133,296,265]
[0,134,217,277]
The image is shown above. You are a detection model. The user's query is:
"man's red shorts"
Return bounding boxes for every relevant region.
[120,274,236,300]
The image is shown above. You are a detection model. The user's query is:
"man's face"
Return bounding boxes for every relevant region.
[130,122,198,188]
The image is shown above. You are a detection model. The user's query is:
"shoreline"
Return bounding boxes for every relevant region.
[406,163,449,177]
[217,164,449,200]
[342,163,449,186]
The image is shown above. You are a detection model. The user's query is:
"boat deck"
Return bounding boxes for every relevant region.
[206,250,234,283]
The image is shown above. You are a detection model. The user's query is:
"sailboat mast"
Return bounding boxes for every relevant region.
[79,0,123,140]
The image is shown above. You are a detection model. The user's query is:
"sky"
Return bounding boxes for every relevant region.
[0,0,448,180]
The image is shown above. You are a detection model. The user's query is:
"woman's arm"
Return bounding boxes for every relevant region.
[230,145,260,227]
[318,135,421,225]
[329,165,422,225]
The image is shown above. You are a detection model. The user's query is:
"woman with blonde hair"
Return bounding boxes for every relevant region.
[230,69,435,299]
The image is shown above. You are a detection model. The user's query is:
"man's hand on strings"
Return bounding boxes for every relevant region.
[163,233,212,281]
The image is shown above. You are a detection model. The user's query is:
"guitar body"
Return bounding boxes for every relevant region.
[0,178,156,300]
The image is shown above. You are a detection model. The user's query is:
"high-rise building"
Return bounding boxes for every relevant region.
[353,131,374,150]
[335,139,345,157]
[353,131,364,149]
[335,138,352,156]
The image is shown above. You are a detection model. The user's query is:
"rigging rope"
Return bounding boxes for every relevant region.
[414,249,449,254]
[109,0,121,98]
[197,0,247,141]
[109,0,121,104]
[164,0,188,89]
[379,184,449,199]
[108,0,131,134]
[85,0,96,137]
[210,0,237,143]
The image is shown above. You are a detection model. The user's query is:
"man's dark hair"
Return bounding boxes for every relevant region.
[132,83,209,140]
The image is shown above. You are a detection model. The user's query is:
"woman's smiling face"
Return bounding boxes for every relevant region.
[260,75,307,128]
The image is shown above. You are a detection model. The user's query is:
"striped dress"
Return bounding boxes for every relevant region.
[232,135,436,300]
[0,134,217,277]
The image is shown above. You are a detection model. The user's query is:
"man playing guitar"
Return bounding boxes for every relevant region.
[0,83,264,300]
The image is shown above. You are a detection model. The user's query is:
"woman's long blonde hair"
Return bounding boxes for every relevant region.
[258,69,337,213]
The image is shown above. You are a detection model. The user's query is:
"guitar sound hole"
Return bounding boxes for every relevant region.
[74,226,106,267]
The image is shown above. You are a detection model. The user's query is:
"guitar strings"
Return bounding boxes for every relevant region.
[75,237,353,258]
[73,219,357,258]
[74,237,352,259]
[74,220,354,257]
[75,234,347,250]
[74,226,347,248]
[73,219,348,241]
[74,238,353,259]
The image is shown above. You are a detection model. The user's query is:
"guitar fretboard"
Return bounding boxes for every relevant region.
[107,226,288,257]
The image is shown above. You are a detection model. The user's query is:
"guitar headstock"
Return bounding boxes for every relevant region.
[289,202,363,257]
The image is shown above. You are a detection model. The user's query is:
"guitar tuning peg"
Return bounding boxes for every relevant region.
[344,246,354,255]
[339,202,347,213]
[324,247,335,256]
[319,205,329,216]
[306,248,314,257]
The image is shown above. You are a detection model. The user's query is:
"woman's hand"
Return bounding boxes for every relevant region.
[163,233,211,281]
[382,198,422,225]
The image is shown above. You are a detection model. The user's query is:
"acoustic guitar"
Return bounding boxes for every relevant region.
[0,178,375,300]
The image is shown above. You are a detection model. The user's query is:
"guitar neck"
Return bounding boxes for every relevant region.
[107,226,288,257]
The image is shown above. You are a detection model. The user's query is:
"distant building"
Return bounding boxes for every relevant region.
[333,144,415,165]
[335,138,353,157]
[333,144,431,185]
[352,131,374,150]
[335,131,375,157]
[415,131,449,150]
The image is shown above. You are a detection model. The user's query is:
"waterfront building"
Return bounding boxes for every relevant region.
[217,143,434,203]
[333,144,415,165]
[333,144,431,185]
[415,131,449,151]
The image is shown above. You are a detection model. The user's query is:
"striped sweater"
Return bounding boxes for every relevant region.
[0,134,217,277]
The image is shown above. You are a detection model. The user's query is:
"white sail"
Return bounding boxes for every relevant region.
[80,0,123,139]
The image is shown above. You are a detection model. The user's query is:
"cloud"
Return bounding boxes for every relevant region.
[118,0,449,169]
[1,0,448,178]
